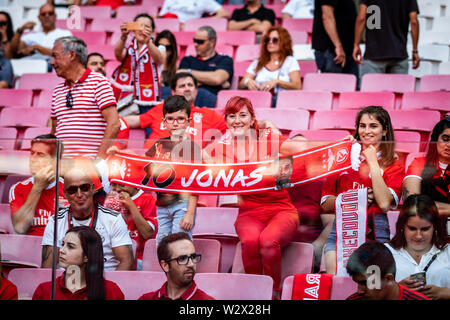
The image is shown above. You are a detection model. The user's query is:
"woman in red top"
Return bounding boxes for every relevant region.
[33,226,124,300]
[321,106,405,274]
[203,96,308,299]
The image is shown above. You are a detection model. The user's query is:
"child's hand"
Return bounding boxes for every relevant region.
[118,191,134,208]
[180,214,194,231]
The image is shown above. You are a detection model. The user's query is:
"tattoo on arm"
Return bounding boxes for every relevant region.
[402,188,410,202]
[41,245,53,267]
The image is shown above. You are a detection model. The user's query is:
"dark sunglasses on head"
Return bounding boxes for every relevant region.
[40,11,55,17]
[264,37,279,45]
[0,21,7,27]
[65,183,92,195]
[193,38,207,45]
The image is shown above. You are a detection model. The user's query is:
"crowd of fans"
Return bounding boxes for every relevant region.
[0,0,449,301]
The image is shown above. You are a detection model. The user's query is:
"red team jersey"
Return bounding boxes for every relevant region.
[0,276,18,300]
[346,284,429,300]
[321,158,405,216]
[139,103,228,149]
[405,156,446,179]
[138,281,215,300]
[9,178,67,236]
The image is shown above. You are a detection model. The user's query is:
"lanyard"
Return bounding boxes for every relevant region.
[68,205,98,230]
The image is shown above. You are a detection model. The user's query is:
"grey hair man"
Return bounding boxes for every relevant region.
[50,36,120,159]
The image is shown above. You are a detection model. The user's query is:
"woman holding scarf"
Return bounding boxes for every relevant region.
[112,13,165,115]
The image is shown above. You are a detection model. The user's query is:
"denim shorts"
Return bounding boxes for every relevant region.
[324,213,390,252]
[156,200,196,244]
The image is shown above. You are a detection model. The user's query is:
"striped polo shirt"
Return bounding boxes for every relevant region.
[51,68,117,159]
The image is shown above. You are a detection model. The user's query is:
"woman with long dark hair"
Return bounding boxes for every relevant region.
[33,226,124,300]
[0,11,14,88]
[386,194,450,300]
[155,30,178,88]
[321,106,405,275]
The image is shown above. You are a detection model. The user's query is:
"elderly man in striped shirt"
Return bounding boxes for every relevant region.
[50,36,120,160]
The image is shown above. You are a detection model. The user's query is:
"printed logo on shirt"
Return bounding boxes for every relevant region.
[34,209,52,226]
[193,112,202,124]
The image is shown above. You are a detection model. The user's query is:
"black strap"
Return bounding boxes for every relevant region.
[69,204,99,230]
[423,251,440,273]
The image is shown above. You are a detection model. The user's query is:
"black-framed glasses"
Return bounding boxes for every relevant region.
[264,37,279,45]
[193,38,207,45]
[164,116,189,124]
[166,253,202,265]
[66,90,73,109]
[65,183,92,195]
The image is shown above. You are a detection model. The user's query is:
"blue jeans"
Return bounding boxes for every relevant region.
[314,49,360,89]
[324,213,390,252]
[0,55,14,87]
[156,200,196,244]
[360,58,409,79]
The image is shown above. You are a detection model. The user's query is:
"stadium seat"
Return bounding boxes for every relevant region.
[18,73,61,90]
[19,127,51,150]
[439,62,450,74]
[404,152,426,170]
[56,18,86,31]
[154,18,180,32]
[293,44,315,60]
[395,131,422,165]
[290,31,308,44]
[141,0,165,9]
[413,44,450,63]
[254,108,310,131]
[34,90,53,108]
[221,4,241,16]
[217,30,256,46]
[387,210,400,240]
[235,44,260,62]
[90,18,123,33]
[216,90,272,109]
[0,108,51,128]
[0,203,14,234]
[195,273,273,300]
[7,268,64,300]
[0,128,17,150]
[0,234,43,273]
[105,60,121,78]
[141,238,221,273]
[281,18,313,33]
[337,91,396,110]
[360,74,416,93]
[104,270,166,300]
[431,17,450,32]
[183,18,228,32]
[281,275,356,300]
[408,60,433,80]
[232,241,315,286]
[298,60,318,76]
[127,129,146,149]
[185,44,233,59]
[289,129,351,142]
[303,73,357,92]
[10,59,48,77]
[71,30,107,46]
[401,91,450,113]
[115,5,158,20]
[265,4,284,20]
[80,5,111,20]
[171,31,196,47]
[86,45,116,61]
[1,174,31,203]
[231,60,253,89]
[0,89,33,108]
[311,110,358,131]
[276,91,333,112]
[419,75,450,91]
[196,195,218,207]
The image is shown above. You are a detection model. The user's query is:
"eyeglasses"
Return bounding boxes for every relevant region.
[193,38,207,45]
[264,37,279,45]
[164,116,188,124]
[166,253,202,265]
[66,90,73,109]
[0,21,7,27]
[65,183,92,195]
[40,11,55,17]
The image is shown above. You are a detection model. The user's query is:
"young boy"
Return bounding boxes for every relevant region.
[145,95,201,244]
[105,182,157,270]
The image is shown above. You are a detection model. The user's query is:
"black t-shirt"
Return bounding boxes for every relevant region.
[360,0,419,60]
[179,53,234,95]
[230,5,276,25]
[312,0,357,55]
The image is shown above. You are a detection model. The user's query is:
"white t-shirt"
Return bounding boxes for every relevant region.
[42,204,133,271]
[281,0,314,18]
[385,243,450,288]
[246,56,300,94]
[159,0,222,23]
[21,28,72,60]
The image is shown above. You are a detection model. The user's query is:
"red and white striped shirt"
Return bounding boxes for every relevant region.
[51,68,117,159]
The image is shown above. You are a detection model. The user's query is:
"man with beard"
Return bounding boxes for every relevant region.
[273,155,294,190]
[138,232,215,300]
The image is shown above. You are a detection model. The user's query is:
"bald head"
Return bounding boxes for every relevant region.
[63,167,95,218]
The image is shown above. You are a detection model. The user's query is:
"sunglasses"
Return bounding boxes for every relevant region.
[40,11,55,17]
[444,115,450,122]
[193,38,207,45]
[65,183,92,195]
[66,90,73,109]
[0,21,7,27]
[166,253,202,265]
[264,37,279,45]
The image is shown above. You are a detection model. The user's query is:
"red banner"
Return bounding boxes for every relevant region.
[292,273,333,300]
[106,140,354,195]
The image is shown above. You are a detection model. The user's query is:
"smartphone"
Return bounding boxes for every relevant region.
[410,271,426,284]
[126,21,144,31]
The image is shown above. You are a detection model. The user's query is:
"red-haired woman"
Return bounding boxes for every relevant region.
[203,96,309,299]
[238,26,301,107]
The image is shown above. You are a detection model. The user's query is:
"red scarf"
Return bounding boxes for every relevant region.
[111,38,160,105]
[292,274,333,300]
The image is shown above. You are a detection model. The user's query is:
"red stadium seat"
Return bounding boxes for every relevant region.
[0,89,33,108]
[86,44,116,61]
[419,75,450,92]
[404,152,426,170]
[311,110,358,131]
[222,5,241,16]
[80,5,111,20]
[171,31,196,47]
[360,74,416,93]
[0,234,42,276]
[303,73,357,92]
[141,0,165,9]
[289,129,351,142]
[34,90,53,108]
[395,131,422,165]
[7,268,64,300]
[154,18,180,32]
[183,18,228,32]
[18,73,61,90]
[196,195,218,207]
[217,30,256,46]
[105,60,121,78]
[282,18,313,33]
[401,91,450,114]
[90,18,123,33]
[0,108,51,128]
[56,18,86,31]
[0,128,17,150]
[104,270,166,300]
[298,60,318,77]
[235,44,260,62]
[0,203,15,234]
[115,5,158,20]
[1,174,31,203]
[19,127,51,150]
[127,128,146,149]
[232,241,315,287]
[185,43,233,58]
[254,108,310,131]
[290,30,308,44]
[141,238,221,273]
[216,90,272,109]
[276,91,333,112]
[337,91,396,110]
[71,30,107,46]
[231,60,253,89]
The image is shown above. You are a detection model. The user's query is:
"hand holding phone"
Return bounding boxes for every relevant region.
[410,271,426,285]
[126,21,144,31]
